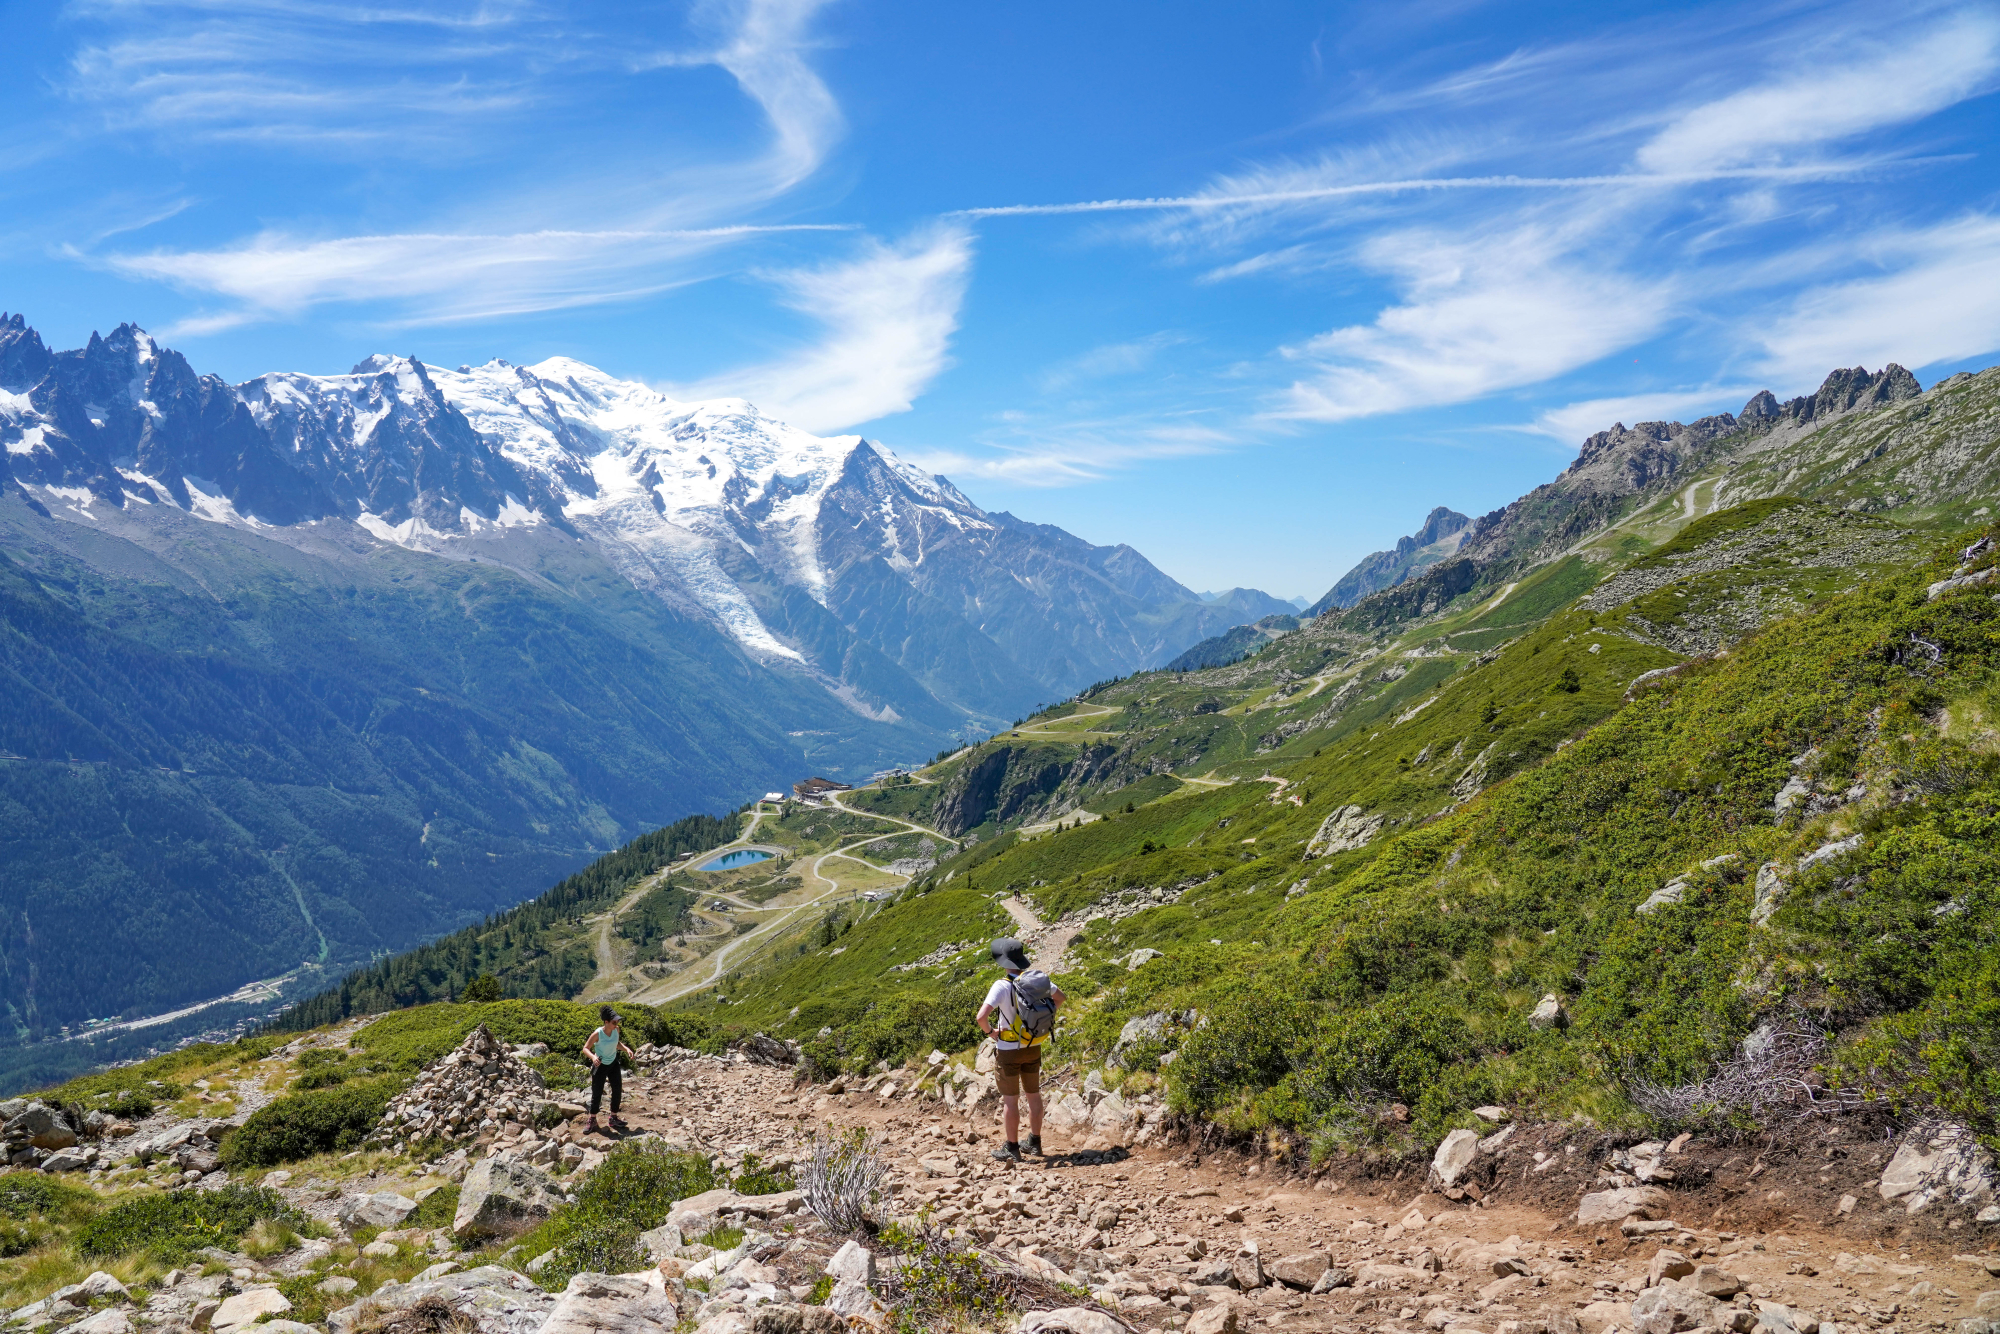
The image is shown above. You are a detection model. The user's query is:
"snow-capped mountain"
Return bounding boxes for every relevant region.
[0,314,1269,728]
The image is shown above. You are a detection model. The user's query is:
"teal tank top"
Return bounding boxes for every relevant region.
[594,1029,620,1064]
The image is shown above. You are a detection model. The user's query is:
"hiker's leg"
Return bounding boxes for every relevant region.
[1021,1056,1044,1136]
[590,1063,608,1115]
[1001,1093,1020,1143]
[607,1065,623,1114]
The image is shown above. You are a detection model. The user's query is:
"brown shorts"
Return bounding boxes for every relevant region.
[995,1045,1043,1097]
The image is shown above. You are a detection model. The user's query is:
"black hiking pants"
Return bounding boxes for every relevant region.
[590,1061,622,1115]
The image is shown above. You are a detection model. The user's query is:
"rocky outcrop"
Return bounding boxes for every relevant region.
[1304,805,1385,858]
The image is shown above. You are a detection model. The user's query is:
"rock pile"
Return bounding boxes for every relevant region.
[367,1025,554,1150]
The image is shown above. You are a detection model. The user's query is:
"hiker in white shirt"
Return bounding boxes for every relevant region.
[974,936,1065,1162]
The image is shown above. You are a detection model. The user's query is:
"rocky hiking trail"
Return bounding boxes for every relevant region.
[16,1018,1995,1334]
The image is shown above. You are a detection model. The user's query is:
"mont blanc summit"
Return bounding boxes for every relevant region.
[0,315,1274,732]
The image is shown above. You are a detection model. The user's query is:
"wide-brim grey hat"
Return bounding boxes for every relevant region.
[990,937,1029,970]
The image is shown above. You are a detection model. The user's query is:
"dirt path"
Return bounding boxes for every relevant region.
[575,1054,1989,1334]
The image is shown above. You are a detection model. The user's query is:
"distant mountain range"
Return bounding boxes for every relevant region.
[0,313,1284,1045]
[1306,506,1470,615]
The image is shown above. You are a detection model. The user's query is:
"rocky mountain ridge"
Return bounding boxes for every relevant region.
[1318,364,1929,636]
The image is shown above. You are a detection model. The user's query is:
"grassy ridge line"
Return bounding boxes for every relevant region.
[272,811,744,1029]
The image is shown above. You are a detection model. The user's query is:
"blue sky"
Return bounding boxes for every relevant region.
[6,0,2000,600]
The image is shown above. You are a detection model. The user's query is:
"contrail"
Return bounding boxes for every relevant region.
[947,163,1899,219]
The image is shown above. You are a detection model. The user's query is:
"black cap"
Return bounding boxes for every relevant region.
[991,937,1029,970]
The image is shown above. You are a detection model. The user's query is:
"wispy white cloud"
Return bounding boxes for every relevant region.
[1269,218,1676,421]
[1035,333,1189,393]
[1636,12,2000,173]
[71,0,851,331]
[1754,213,2000,382]
[674,225,974,433]
[91,226,854,335]
[900,416,1234,488]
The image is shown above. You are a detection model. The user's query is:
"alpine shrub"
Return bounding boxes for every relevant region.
[220,1077,402,1167]
[77,1184,309,1261]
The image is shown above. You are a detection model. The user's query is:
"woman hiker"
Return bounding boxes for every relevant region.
[974,936,1065,1162]
[582,1005,636,1134]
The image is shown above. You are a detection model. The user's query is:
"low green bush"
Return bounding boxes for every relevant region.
[220,1077,403,1168]
[76,1185,309,1262]
[511,1141,719,1291]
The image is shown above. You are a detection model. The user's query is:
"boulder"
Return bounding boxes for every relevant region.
[1020,1309,1129,1334]
[540,1272,678,1334]
[735,1192,802,1220]
[1311,1269,1353,1294]
[1433,1130,1480,1189]
[1267,1252,1331,1290]
[638,1224,684,1262]
[1047,1092,1092,1131]
[1577,1186,1672,1226]
[1231,1244,1264,1290]
[453,1159,563,1240]
[1307,805,1386,858]
[1185,1308,1238,1334]
[1648,1251,1695,1286]
[328,1265,557,1334]
[668,1189,744,1234]
[826,1240,874,1285]
[1688,1266,1744,1299]
[41,1150,92,1173]
[1108,1013,1172,1068]
[342,1191,420,1229]
[1880,1128,1998,1214]
[6,1106,77,1151]
[212,1288,292,1330]
[1629,1283,1720,1333]
[825,1279,887,1324]
[1529,994,1566,1031]
[71,1311,132,1334]
[1580,1302,1632,1334]
[76,1273,131,1302]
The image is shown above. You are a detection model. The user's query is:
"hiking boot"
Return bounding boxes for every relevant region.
[1024,1133,1043,1156]
[585,1117,601,1135]
[990,1141,1023,1163]
[608,1115,628,1131]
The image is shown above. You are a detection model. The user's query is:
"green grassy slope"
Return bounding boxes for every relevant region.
[669,506,2000,1157]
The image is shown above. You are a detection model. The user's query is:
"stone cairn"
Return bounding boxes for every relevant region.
[367,1024,554,1150]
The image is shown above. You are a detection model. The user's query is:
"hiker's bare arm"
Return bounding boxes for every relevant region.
[1052,986,1067,1007]
[583,1034,600,1065]
[975,1002,997,1035]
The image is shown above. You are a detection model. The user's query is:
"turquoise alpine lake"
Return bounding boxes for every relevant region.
[698,848,776,871]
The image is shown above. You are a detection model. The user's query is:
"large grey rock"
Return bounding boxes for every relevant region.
[5,1106,77,1151]
[1529,994,1566,1030]
[41,1150,92,1173]
[668,1188,743,1234]
[1109,1013,1172,1068]
[540,1272,677,1334]
[638,1224,684,1262]
[329,1265,556,1334]
[1630,1283,1721,1333]
[212,1288,291,1330]
[1231,1243,1264,1290]
[1019,1309,1127,1334]
[1880,1128,1997,1214]
[825,1241,873,1285]
[1267,1252,1331,1290]
[1688,1266,1744,1298]
[342,1191,420,1229]
[1577,1186,1671,1226]
[453,1160,562,1240]
[1433,1129,1480,1189]
[824,1280,886,1323]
